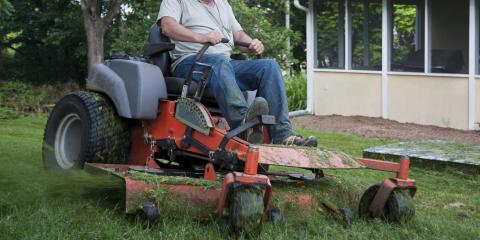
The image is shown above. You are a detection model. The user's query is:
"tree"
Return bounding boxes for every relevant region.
[80,0,122,71]
[0,1,87,84]
[0,0,13,16]
[229,0,301,68]
[109,0,160,56]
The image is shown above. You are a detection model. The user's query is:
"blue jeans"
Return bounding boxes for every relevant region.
[172,54,293,142]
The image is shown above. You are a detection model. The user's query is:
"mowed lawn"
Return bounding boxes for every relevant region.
[0,117,478,240]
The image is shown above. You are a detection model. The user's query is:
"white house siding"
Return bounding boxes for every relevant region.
[313,71,382,117]
[476,78,480,128]
[313,72,472,129]
[387,75,469,129]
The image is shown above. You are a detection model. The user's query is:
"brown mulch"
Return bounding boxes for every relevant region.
[291,115,480,145]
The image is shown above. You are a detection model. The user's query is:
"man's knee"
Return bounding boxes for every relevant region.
[207,55,232,69]
[259,59,281,72]
[204,55,233,78]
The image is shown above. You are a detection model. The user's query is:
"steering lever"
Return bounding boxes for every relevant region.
[181,38,231,98]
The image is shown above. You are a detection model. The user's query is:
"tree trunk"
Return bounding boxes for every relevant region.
[84,19,105,71]
[80,0,122,75]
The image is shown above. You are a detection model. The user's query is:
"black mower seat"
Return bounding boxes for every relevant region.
[164,76,215,99]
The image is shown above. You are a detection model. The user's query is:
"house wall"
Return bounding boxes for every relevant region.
[313,72,471,129]
[313,71,382,117]
[477,78,480,129]
[387,75,469,129]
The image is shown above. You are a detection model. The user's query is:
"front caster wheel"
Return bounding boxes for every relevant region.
[227,183,264,234]
[359,184,415,223]
[267,207,284,224]
[141,201,159,223]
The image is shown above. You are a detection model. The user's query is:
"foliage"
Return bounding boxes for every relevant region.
[0,1,87,84]
[285,72,307,111]
[0,81,79,115]
[350,0,382,70]
[248,0,308,68]
[109,0,161,56]
[392,5,418,65]
[0,0,13,16]
[230,0,303,68]
[0,107,17,120]
[316,0,343,68]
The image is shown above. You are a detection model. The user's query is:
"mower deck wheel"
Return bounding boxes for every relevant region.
[227,183,264,234]
[267,207,284,224]
[141,201,159,223]
[358,184,415,223]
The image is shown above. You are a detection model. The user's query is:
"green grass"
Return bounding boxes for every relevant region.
[0,117,479,239]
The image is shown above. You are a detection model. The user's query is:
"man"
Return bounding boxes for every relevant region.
[158,0,317,146]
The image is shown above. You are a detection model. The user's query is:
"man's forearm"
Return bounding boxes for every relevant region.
[234,31,252,53]
[160,17,205,43]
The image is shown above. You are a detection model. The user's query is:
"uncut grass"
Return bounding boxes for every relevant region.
[0,117,479,239]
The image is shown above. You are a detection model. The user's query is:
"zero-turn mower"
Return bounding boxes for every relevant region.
[42,24,417,233]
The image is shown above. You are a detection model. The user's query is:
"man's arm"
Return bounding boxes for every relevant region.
[234,30,264,55]
[160,17,222,45]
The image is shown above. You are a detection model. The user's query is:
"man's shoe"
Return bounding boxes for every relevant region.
[280,135,318,147]
[243,97,269,144]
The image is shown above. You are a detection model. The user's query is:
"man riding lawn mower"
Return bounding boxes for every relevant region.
[42,0,417,233]
[159,0,317,146]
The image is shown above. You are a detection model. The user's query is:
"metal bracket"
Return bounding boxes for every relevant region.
[181,127,211,155]
[218,115,275,150]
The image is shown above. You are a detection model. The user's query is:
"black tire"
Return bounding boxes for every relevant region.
[228,183,264,234]
[141,201,159,223]
[385,188,415,223]
[358,184,415,223]
[42,91,130,170]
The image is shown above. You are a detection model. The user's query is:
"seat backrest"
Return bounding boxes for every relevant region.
[148,24,172,76]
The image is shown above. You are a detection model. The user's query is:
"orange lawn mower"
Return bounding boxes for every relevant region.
[42,24,417,233]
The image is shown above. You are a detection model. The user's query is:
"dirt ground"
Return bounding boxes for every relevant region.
[291,115,480,144]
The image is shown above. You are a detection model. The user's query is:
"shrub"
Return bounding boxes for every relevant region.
[0,81,80,116]
[285,73,307,111]
[0,107,18,120]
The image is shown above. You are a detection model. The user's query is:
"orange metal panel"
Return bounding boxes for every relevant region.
[356,158,400,172]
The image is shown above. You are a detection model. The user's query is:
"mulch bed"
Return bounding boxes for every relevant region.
[291,115,480,144]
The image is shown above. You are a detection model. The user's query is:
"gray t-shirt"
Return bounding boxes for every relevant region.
[157,0,243,71]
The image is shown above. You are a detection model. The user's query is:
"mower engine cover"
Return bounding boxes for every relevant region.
[87,59,168,120]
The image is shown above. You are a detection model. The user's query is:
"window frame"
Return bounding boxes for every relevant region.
[312,0,478,78]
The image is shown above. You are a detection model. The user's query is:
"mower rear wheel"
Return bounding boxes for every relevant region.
[228,183,264,234]
[358,184,415,223]
[43,91,130,170]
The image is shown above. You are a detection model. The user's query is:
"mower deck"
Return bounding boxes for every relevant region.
[258,145,364,169]
[84,148,412,216]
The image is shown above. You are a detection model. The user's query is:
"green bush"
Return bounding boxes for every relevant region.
[285,73,307,111]
[0,81,79,116]
[0,107,18,120]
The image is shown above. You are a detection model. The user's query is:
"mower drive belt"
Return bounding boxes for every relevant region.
[257,145,365,169]
[175,98,213,135]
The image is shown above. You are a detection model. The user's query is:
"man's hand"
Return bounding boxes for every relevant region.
[202,31,222,45]
[249,39,264,55]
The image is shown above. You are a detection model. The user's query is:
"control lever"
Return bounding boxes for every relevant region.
[181,38,231,99]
